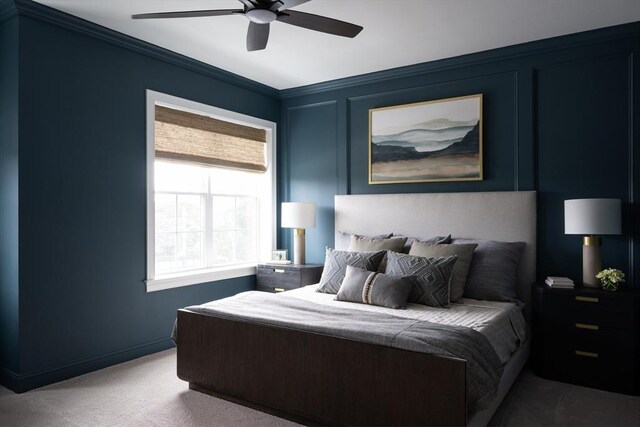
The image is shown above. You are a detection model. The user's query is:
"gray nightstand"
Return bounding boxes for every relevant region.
[256,264,323,293]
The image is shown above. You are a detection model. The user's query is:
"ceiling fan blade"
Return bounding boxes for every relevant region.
[276,0,310,11]
[132,9,243,20]
[247,22,270,51]
[277,10,362,38]
[237,0,257,8]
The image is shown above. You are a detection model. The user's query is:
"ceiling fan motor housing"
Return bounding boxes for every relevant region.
[246,8,277,24]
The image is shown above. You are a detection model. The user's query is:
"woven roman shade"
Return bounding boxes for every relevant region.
[154,105,267,172]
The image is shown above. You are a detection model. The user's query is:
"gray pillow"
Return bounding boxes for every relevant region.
[316,248,386,294]
[349,235,407,252]
[336,265,414,309]
[336,231,392,251]
[452,239,526,303]
[398,234,452,253]
[409,241,478,302]
[385,251,457,308]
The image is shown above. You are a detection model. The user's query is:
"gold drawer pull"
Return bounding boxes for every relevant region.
[274,287,285,292]
[575,350,598,358]
[575,296,599,303]
[273,269,285,273]
[575,323,599,331]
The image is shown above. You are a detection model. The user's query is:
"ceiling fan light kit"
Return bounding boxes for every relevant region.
[246,8,277,24]
[132,0,363,52]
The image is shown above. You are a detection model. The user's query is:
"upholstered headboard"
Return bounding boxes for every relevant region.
[335,191,536,314]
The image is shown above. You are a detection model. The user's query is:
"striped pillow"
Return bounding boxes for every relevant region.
[336,265,414,309]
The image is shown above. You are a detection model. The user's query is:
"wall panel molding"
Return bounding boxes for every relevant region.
[284,100,339,262]
[535,51,633,283]
[345,71,520,194]
[627,51,636,285]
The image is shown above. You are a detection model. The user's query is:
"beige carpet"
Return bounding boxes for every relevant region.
[1,348,638,426]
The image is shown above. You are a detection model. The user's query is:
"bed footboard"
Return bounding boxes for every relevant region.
[176,309,466,426]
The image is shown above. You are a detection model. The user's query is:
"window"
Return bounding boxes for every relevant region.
[146,91,275,292]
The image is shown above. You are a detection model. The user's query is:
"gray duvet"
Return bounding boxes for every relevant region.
[177,291,504,411]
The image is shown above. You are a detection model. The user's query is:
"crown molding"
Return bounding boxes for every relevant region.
[280,21,640,99]
[11,0,279,98]
[5,2,639,101]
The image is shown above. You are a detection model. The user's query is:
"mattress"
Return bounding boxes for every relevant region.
[282,284,527,364]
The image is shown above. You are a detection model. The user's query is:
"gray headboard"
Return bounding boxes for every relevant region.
[335,191,536,313]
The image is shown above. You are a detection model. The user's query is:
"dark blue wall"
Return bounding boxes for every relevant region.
[1,9,279,391]
[279,23,640,288]
[2,0,639,394]
[0,15,20,379]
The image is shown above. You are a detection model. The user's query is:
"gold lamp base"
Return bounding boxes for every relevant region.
[293,228,306,265]
[582,236,601,288]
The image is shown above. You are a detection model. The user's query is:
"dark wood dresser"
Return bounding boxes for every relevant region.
[256,264,323,293]
[532,283,639,395]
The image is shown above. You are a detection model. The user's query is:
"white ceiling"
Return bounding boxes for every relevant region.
[35,0,640,90]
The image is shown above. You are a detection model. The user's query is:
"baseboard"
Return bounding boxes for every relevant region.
[0,337,175,393]
[0,366,20,391]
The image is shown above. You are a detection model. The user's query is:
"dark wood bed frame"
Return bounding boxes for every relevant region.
[176,191,536,426]
[176,309,467,426]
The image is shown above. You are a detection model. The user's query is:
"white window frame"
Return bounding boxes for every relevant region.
[145,90,276,292]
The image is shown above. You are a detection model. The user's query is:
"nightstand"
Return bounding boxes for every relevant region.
[532,283,640,395]
[256,264,323,293]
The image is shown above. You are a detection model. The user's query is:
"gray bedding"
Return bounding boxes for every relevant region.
[178,291,504,411]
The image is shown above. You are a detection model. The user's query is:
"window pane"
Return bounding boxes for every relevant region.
[235,229,256,262]
[155,193,176,233]
[235,197,257,231]
[212,231,234,264]
[177,195,203,232]
[212,196,236,230]
[209,168,259,195]
[176,232,204,270]
[155,161,208,193]
[155,233,176,273]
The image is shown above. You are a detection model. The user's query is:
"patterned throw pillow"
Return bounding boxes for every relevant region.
[316,248,386,294]
[336,265,414,309]
[409,241,478,302]
[385,251,458,308]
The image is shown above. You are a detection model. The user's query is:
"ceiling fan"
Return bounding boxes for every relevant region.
[132,0,363,52]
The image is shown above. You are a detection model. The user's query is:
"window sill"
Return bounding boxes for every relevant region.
[146,264,257,292]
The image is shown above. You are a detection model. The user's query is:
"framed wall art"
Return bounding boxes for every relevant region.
[369,94,483,184]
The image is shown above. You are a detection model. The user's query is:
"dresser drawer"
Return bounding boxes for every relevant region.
[256,264,324,293]
[542,293,634,327]
[554,325,633,363]
[542,329,637,394]
[257,266,301,292]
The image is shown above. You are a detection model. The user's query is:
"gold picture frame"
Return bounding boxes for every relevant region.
[369,94,483,184]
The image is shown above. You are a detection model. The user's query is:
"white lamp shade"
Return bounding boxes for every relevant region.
[281,202,316,229]
[564,198,621,235]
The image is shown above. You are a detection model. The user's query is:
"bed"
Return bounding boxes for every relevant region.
[175,191,536,426]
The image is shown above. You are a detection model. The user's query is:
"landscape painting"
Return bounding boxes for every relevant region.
[369,94,482,184]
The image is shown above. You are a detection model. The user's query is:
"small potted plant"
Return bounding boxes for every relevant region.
[596,268,625,291]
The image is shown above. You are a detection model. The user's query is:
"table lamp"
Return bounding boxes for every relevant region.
[564,198,621,287]
[281,202,316,265]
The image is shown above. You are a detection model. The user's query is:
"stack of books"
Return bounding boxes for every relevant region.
[545,276,574,288]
